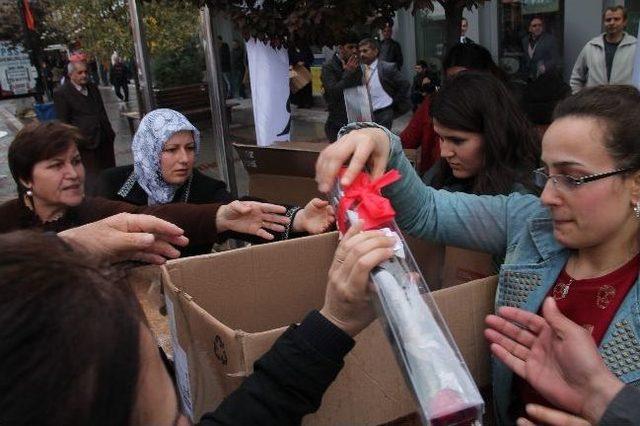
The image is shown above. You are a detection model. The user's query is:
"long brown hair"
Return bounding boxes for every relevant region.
[430,72,540,195]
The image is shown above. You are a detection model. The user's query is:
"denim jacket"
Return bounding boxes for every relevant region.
[338,123,640,425]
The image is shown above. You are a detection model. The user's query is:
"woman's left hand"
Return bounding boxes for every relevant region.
[293,198,336,234]
[216,200,290,240]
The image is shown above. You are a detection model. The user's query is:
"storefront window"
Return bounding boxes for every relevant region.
[498,0,565,80]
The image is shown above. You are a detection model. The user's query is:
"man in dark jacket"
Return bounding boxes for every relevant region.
[53,60,116,191]
[109,57,130,102]
[520,16,559,80]
[359,38,411,131]
[379,22,403,70]
[321,33,362,142]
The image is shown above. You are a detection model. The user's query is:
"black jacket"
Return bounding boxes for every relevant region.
[53,81,115,150]
[520,32,560,79]
[376,60,412,117]
[96,165,303,256]
[96,165,234,206]
[321,54,363,136]
[198,311,354,425]
[321,55,410,136]
[380,38,403,70]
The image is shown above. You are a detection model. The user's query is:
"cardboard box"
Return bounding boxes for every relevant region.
[161,231,498,424]
[441,247,495,289]
[233,141,419,206]
[234,141,328,206]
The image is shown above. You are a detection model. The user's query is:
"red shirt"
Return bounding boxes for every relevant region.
[517,254,639,415]
[400,97,440,174]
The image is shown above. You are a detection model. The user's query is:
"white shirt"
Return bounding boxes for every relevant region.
[364,60,393,111]
[71,81,88,96]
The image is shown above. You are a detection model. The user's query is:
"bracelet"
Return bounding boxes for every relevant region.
[283,206,302,240]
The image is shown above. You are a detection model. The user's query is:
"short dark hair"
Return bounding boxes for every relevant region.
[359,38,380,51]
[416,60,428,68]
[553,85,640,172]
[0,231,143,425]
[461,17,468,23]
[8,121,85,196]
[529,15,544,26]
[442,43,508,82]
[431,72,541,195]
[336,31,359,46]
[604,5,627,20]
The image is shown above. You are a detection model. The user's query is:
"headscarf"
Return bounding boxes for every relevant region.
[132,108,201,205]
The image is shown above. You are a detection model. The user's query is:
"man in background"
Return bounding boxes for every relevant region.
[570,5,637,93]
[359,38,410,130]
[53,60,115,191]
[321,33,362,142]
[379,21,403,71]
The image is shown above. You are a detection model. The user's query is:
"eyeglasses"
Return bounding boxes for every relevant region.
[533,167,631,190]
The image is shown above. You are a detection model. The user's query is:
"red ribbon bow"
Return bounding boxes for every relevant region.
[337,169,401,233]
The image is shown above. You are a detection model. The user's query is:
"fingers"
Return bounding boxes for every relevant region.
[521,404,591,426]
[541,297,583,339]
[485,312,539,349]
[516,418,535,426]
[316,137,356,193]
[487,341,526,379]
[250,202,287,215]
[261,221,286,233]
[129,251,173,265]
[119,213,185,238]
[120,233,181,262]
[261,212,291,226]
[496,305,547,335]
[155,233,189,247]
[254,228,275,240]
[311,198,328,208]
[331,231,396,299]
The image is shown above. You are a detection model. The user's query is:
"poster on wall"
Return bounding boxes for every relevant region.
[522,0,560,15]
[0,41,39,99]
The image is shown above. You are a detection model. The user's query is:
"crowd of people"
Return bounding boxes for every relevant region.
[2,4,640,426]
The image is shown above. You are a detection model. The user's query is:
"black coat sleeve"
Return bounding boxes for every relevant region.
[53,87,72,124]
[599,385,640,425]
[198,311,354,426]
[321,61,362,103]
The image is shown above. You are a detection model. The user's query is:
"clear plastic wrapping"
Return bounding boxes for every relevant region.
[330,172,484,426]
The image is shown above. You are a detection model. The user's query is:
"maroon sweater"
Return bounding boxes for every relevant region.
[0,197,221,246]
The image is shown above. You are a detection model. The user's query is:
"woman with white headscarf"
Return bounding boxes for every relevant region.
[97,109,334,256]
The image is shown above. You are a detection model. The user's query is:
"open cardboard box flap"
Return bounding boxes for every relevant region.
[162,232,497,425]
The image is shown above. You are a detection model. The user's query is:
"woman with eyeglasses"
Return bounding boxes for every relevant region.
[315,85,640,425]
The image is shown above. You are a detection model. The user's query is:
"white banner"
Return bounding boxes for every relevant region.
[633,21,640,89]
[245,38,290,146]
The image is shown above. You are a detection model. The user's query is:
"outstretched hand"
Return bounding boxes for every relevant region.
[216,200,290,240]
[58,213,189,264]
[293,198,335,234]
[484,297,623,423]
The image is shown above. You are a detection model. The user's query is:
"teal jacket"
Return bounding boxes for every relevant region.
[339,122,640,425]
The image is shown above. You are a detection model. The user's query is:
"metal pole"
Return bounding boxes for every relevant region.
[200,6,238,196]
[128,0,155,114]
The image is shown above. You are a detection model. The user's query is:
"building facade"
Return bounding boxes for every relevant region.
[393,0,638,82]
